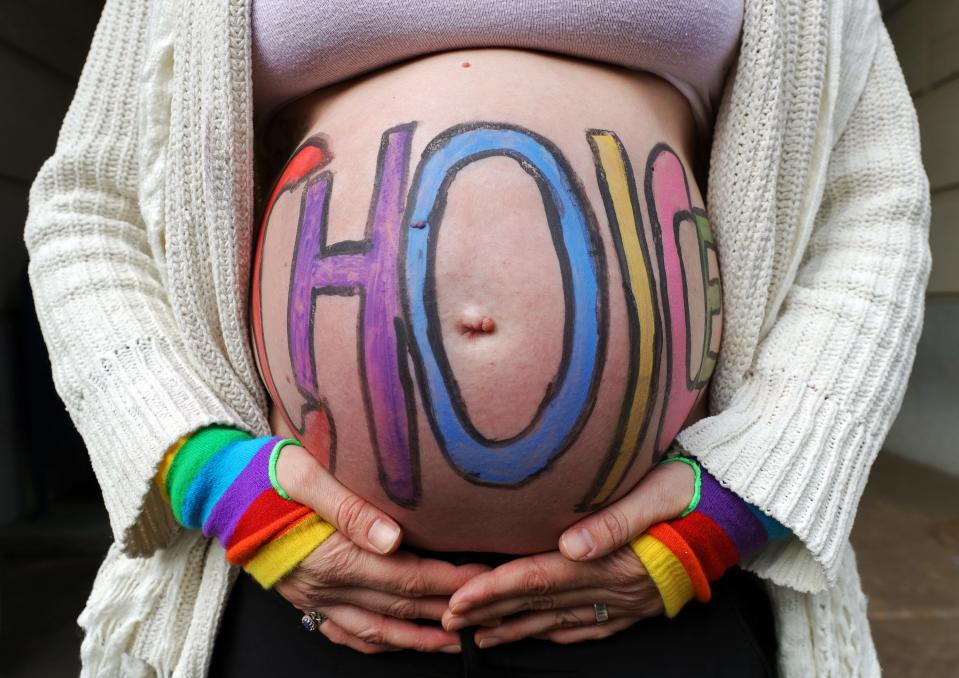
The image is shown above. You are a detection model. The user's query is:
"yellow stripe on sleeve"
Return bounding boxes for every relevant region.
[244,514,337,588]
[156,435,190,502]
[631,533,696,618]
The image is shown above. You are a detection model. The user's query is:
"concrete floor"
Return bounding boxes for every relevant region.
[848,452,959,677]
[1,451,957,676]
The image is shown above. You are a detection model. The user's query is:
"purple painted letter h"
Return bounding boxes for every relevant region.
[288,123,419,505]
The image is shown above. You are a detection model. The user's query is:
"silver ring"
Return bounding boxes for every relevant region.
[301,610,328,632]
[593,602,609,625]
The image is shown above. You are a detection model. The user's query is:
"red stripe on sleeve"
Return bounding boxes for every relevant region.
[225,490,311,565]
[670,512,741,581]
[647,522,711,602]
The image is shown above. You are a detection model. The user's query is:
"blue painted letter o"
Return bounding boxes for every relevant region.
[402,123,606,485]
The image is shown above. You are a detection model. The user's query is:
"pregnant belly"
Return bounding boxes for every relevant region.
[251,48,723,553]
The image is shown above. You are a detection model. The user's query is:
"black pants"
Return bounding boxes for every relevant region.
[209,548,778,678]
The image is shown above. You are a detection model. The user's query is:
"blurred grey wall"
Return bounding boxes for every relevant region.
[0,1,105,525]
[880,0,959,476]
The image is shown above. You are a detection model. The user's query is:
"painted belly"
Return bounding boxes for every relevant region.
[252,120,722,553]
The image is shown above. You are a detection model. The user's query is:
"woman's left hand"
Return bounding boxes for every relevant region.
[441,547,660,646]
[441,460,695,645]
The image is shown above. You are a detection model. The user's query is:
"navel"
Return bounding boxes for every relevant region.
[456,309,497,337]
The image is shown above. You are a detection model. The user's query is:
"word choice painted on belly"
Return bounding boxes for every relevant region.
[253,121,721,509]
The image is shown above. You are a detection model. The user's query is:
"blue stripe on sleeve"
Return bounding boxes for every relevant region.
[179,438,267,528]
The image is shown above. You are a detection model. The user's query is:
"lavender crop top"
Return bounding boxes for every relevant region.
[251,1,744,138]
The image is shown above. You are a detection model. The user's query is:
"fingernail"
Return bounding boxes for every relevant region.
[478,637,501,649]
[446,617,467,632]
[450,601,471,615]
[440,645,462,654]
[368,519,400,553]
[562,528,595,560]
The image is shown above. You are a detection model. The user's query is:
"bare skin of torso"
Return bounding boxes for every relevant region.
[252,47,721,554]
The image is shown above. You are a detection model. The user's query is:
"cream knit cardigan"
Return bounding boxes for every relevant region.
[25,0,930,675]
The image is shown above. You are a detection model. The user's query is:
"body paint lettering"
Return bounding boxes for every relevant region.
[403,123,608,486]
[257,122,719,510]
[288,124,420,505]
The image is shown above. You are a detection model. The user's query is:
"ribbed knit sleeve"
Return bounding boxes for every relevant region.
[677,29,931,592]
[23,0,251,556]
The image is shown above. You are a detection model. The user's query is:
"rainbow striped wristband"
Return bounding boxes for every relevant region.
[630,461,790,617]
[156,426,336,587]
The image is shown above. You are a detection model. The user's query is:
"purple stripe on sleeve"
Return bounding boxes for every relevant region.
[202,437,280,543]
[695,472,768,557]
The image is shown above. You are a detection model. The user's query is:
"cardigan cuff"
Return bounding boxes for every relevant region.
[676,366,870,592]
[71,334,256,557]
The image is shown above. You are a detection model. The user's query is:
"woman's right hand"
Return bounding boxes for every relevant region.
[273,443,488,654]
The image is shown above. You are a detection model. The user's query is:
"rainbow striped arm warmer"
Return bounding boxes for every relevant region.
[156,426,336,588]
[630,465,790,618]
